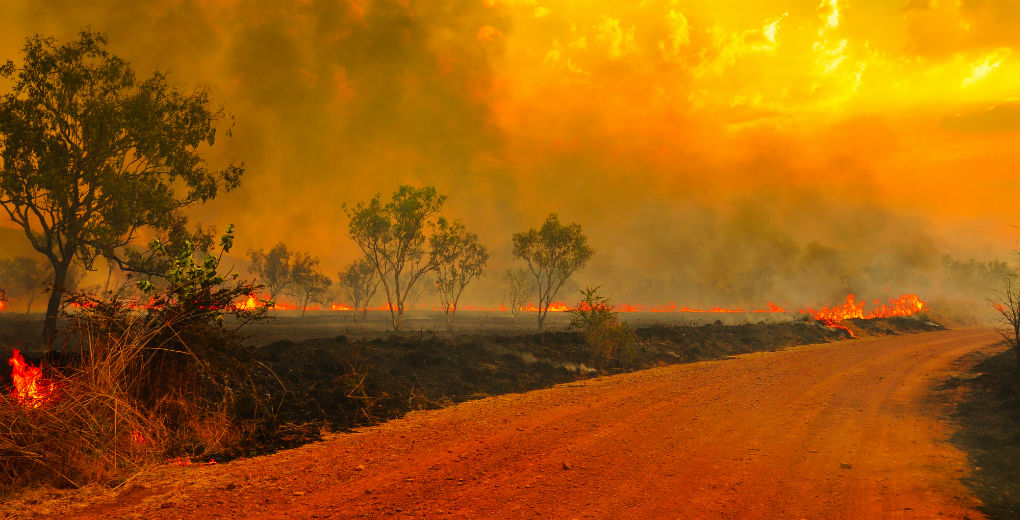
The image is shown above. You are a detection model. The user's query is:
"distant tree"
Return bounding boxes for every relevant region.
[990,278,1020,400]
[503,268,532,321]
[0,256,50,313]
[247,243,297,302]
[434,223,488,330]
[289,252,332,316]
[0,31,243,344]
[338,258,379,321]
[512,214,594,331]
[344,185,460,330]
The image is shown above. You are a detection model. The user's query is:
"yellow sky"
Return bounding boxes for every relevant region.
[0,0,1017,305]
[489,0,1018,236]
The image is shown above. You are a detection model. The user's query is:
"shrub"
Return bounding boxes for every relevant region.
[570,286,638,369]
[0,226,275,491]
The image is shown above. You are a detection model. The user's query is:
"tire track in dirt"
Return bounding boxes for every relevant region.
[31,328,996,520]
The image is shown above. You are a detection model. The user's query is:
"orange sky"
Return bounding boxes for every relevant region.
[0,0,1017,305]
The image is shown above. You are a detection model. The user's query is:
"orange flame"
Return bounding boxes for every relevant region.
[7,350,58,408]
[131,429,147,445]
[330,302,352,311]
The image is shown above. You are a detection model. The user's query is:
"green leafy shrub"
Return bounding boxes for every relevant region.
[570,286,638,369]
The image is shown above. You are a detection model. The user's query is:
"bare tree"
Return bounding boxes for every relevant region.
[434,223,488,330]
[503,268,532,321]
[990,278,1020,399]
[338,258,379,321]
[512,214,594,331]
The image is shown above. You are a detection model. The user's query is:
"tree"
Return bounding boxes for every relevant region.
[0,256,50,313]
[0,31,243,344]
[512,213,594,331]
[503,268,532,321]
[434,223,488,330]
[344,185,460,330]
[990,278,1020,401]
[338,258,379,321]
[247,243,296,302]
[289,252,332,316]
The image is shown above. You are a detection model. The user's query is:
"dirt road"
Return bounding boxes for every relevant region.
[31,328,998,519]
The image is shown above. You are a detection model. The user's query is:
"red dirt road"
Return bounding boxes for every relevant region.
[26,328,998,519]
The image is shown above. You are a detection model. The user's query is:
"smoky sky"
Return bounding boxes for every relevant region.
[0,0,1016,309]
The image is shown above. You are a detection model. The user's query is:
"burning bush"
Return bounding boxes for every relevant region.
[0,226,278,490]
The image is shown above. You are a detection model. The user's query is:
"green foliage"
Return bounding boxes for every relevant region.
[512,214,594,330]
[0,31,243,341]
[120,216,217,281]
[570,286,638,370]
[338,257,380,321]
[344,185,468,330]
[290,253,332,315]
[434,222,488,329]
[247,242,297,301]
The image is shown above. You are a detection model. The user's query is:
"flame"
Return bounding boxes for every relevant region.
[7,350,58,408]
[168,456,192,466]
[801,293,927,337]
[131,429,147,445]
[865,294,926,318]
[0,300,7,312]
[330,302,352,311]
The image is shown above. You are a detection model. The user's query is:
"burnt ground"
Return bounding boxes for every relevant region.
[943,344,1020,520]
[234,316,941,456]
[0,311,944,460]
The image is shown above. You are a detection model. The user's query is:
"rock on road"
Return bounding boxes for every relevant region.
[47,328,998,519]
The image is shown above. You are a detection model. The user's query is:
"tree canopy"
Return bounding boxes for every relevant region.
[434,222,488,330]
[512,213,593,330]
[0,31,243,343]
[345,185,466,330]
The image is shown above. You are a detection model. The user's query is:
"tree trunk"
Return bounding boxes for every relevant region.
[445,306,455,331]
[42,260,70,349]
[104,264,114,293]
[25,293,34,315]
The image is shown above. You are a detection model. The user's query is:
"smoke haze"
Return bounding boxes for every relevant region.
[0,0,1017,309]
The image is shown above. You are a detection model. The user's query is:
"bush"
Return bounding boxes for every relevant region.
[0,226,277,491]
[570,287,638,370]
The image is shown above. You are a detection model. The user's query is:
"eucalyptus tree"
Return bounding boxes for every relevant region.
[344,185,463,330]
[434,223,488,330]
[512,213,593,331]
[338,257,379,321]
[0,31,243,343]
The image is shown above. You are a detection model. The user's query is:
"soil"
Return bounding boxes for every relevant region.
[944,345,1020,519]
[4,327,998,519]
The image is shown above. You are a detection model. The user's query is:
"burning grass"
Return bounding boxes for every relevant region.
[0,314,251,491]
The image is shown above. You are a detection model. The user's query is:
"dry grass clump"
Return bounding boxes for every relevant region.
[0,311,243,491]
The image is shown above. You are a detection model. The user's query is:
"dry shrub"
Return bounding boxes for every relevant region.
[0,228,272,491]
[0,319,168,488]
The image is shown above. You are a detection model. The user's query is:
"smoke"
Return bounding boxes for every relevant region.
[0,0,1016,311]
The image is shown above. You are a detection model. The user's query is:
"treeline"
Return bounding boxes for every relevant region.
[0,31,595,340]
